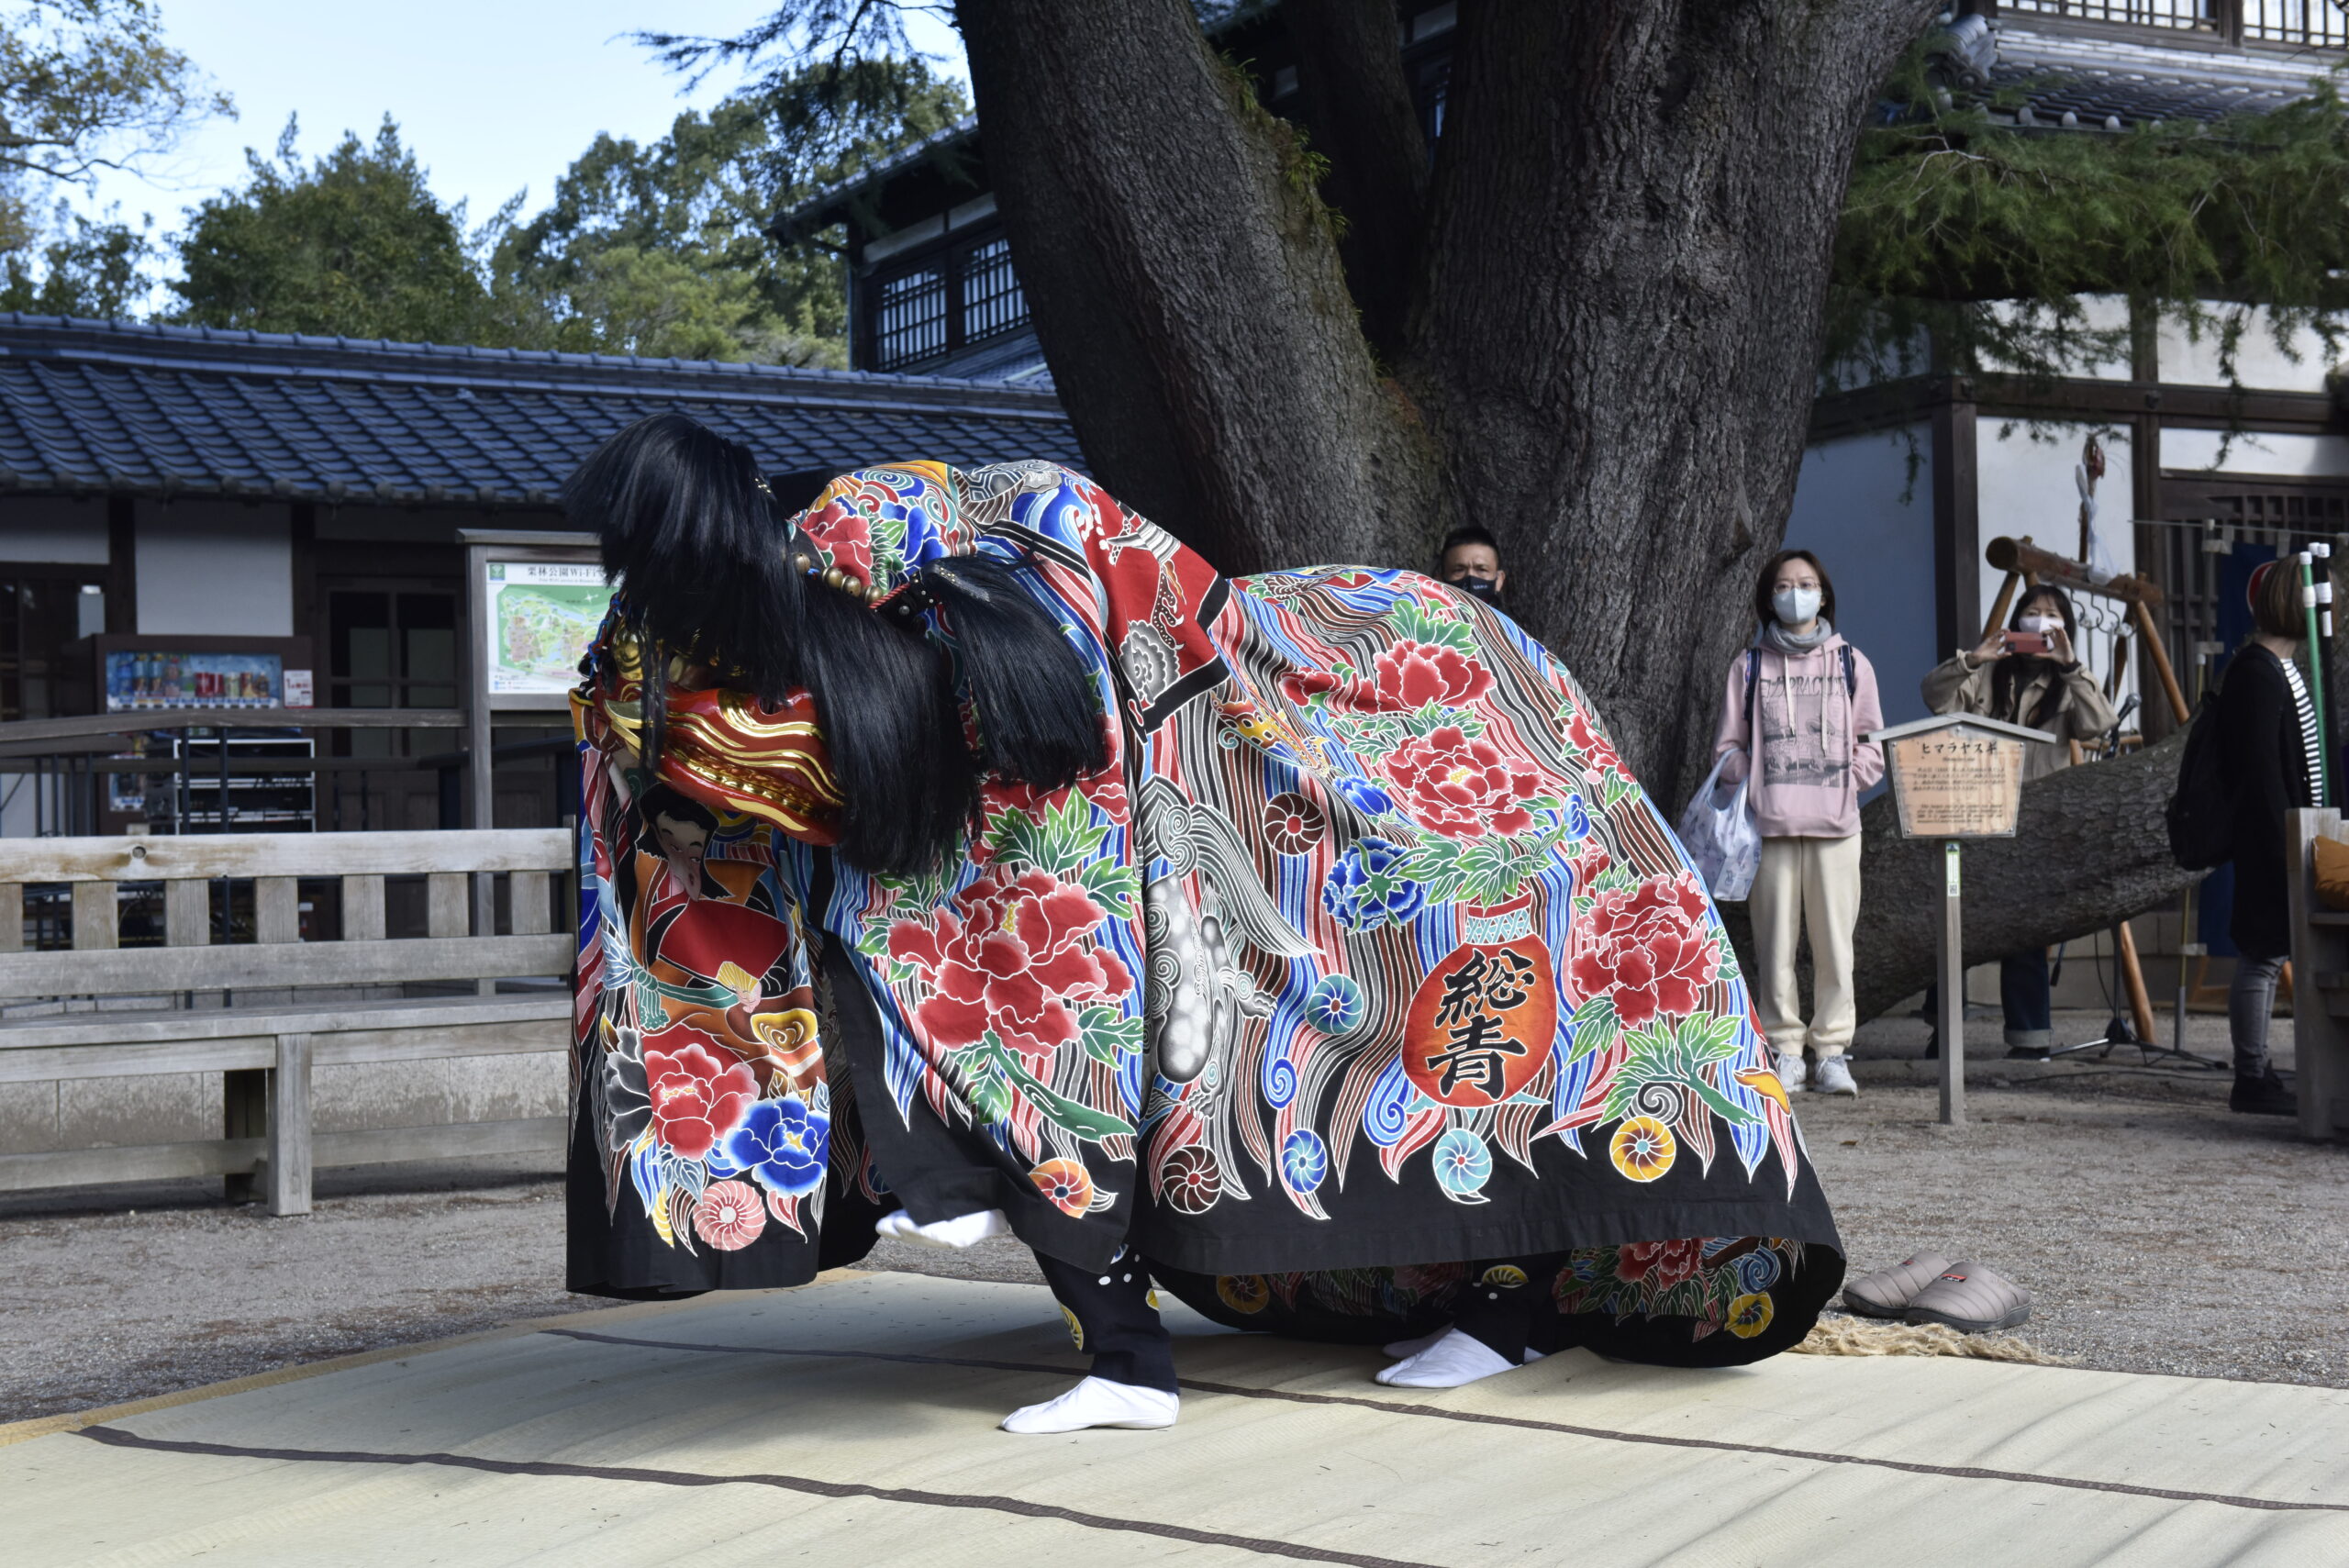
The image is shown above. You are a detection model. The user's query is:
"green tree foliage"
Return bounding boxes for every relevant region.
[0,198,153,314]
[493,58,967,364]
[1826,52,2349,389]
[170,116,506,343]
[0,0,226,306]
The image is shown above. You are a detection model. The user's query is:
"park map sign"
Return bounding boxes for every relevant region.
[484,561,610,697]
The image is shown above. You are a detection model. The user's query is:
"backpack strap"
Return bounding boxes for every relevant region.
[1840,643,1856,699]
[1744,648,1761,751]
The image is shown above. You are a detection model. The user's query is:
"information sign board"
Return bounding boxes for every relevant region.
[483,560,611,697]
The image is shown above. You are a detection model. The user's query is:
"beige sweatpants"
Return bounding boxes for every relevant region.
[1751,833,1863,1059]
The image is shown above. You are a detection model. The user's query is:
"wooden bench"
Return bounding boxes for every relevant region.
[2284,808,2349,1141]
[0,828,574,1213]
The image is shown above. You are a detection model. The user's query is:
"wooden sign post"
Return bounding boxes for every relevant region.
[1871,713,2054,1126]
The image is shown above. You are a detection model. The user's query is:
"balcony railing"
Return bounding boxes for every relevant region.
[1999,0,2349,49]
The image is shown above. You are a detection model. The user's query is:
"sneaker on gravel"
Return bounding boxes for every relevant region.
[2230,1070,2298,1117]
[1773,1050,1808,1094]
[1841,1252,1954,1318]
[1903,1262,2032,1333]
[1811,1057,1858,1096]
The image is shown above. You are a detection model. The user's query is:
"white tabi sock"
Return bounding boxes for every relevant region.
[1000,1375,1179,1434]
[1374,1327,1519,1388]
[874,1208,1012,1250]
[1381,1328,1448,1359]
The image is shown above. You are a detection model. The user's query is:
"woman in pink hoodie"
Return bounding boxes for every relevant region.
[1711,550,1885,1097]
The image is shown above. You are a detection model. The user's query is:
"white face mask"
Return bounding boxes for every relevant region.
[1772,586,1821,627]
[2020,614,2063,636]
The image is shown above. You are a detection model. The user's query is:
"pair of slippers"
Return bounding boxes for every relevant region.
[1842,1253,2032,1332]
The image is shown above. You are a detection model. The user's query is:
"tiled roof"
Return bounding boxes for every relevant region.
[1988,23,2335,128]
[0,315,1080,506]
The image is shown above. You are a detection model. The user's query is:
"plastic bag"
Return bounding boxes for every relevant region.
[1675,752,1760,902]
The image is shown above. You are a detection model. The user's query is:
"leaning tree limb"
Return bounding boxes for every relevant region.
[1717,733,2201,1025]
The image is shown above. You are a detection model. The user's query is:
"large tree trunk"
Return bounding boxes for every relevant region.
[954,0,1442,575]
[1410,1,1938,799]
[1717,735,2201,1023]
[958,0,1939,808]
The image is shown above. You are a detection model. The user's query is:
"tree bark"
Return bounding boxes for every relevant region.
[1283,0,1429,360]
[1716,734,2201,1024]
[1410,0,1939,798]
[954,0,1442,575]
[959,0,1939,809]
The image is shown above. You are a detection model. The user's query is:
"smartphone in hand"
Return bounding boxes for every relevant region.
[2003,631,2051,656]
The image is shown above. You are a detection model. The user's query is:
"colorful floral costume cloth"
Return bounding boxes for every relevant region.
[570,461,1842,1361]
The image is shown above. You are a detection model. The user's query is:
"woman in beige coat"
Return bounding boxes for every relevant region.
[1920,585,2120,1053]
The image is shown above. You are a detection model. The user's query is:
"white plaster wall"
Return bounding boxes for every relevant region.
[1783,426,1939,736]
[2156,306,2337,393]
[1981,293,2134,381]
[0,496,110,562]
[2161,428,2349,479]
[135,501,293,636]
[1975,417,2140,719]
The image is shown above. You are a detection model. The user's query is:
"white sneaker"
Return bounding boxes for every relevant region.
[1000,1376,1178,1433]
[1774,1050,1809,1094]
[1373,1327,1517,1388]
[875,1208,1012,1250]
[1812,1056,1858,1096]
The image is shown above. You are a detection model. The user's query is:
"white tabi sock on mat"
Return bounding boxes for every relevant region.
[1382,1328,1448,1359]
[1374,1327,1518,1388]
[874,1209,1011,1250]
[1001,1376,1178,1434]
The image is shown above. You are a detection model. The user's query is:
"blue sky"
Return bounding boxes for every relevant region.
[81,1,969,243]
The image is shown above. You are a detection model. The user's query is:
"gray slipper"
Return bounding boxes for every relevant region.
[1841,1252,1953,1319]
[1903,1261,2031,1333]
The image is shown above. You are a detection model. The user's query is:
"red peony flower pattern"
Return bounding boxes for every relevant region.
[1569,873,1719,1029]
[797,498,874,585]
[1371,639,1494,712]
[1082,773,1130,823]
[1384,725,1540,840]
[644,1034,758,1160]
[1279,668,1341,707]
[1563,704,1621,771]
[1616,1238,1707,1288]
[887,867,1134,1067]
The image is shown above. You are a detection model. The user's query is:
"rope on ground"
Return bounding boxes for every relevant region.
[1790,1312,2072,1365]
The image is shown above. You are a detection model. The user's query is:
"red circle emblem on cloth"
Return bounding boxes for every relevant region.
[1401,894,1559,1108]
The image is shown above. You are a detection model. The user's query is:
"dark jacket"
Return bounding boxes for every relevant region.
[2216,644,2316,960]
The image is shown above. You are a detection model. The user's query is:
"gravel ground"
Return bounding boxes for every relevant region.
[4,1009,2342,1423]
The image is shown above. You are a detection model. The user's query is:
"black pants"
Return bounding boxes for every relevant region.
[1034,1244,1178,1393]
[1452,1254,1569,1362]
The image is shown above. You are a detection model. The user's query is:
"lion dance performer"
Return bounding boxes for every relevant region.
[566,414,1842,1433]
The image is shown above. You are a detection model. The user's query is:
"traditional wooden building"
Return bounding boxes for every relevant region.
[0,314,1079,839]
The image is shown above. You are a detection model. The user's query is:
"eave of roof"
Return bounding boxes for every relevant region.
[1976,21,2338,128]
[775,114,981,239]
[0,314,1078,506]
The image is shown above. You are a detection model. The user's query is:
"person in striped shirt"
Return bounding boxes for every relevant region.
[2213,559,2320,1118]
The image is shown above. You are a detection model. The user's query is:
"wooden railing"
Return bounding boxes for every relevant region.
[0,828,576,1212]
